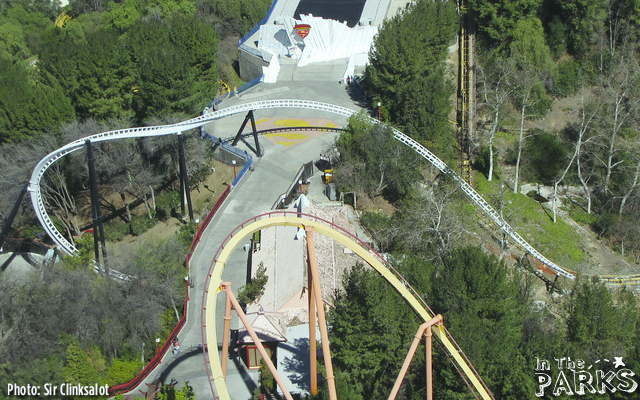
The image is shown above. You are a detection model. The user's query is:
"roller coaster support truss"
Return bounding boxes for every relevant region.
[177,133,194,221]
[86,140,108,270]
[388,314,443,400]
[306,227,338,400]
[219,282,295,400]
[203,213,495,400]
[0,184,28,251]
[231,110,262,156]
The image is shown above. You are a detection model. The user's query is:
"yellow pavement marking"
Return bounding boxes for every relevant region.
[265,133,307,140]
[274,119,311,127]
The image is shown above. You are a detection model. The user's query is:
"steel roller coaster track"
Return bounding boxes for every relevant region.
[28,100,638,283]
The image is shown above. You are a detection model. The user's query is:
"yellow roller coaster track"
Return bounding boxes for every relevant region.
[457,2,475,187]
[203,212,495,400]
[55,10,73,28]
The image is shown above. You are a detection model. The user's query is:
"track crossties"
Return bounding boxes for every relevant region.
[295,0,367,27]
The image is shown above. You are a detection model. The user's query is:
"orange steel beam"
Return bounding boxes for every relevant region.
[426,325,433,400]
[309,271,318,394]
[203,215,494,400]
[388,315,443,400]
[220,282,295,400]
[221,292,232,378]
[306,227,337,400]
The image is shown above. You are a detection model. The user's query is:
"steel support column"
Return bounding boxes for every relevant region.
[0,184,27,250]
[388,315,443,400]
[220,282,294,400]
[306,227,337,400]
[177,133,194,221]
[86,140,108,271]
[308,266,318,395]
[231,110,261,156]
[221,293,232,378]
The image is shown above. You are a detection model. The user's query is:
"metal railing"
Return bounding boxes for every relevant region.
[29,99,576,280]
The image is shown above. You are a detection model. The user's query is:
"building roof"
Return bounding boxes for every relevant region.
[237,311,288,344]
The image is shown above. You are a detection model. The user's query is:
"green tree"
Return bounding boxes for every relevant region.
[430,247,533,399]
[0,56,75,143]
[566,278,637,359]
[366,0,457,147]
[62,337,101,386]
[127,15,218,122]
[509,16,554,77]
[522,130,568,185]
[237,262,268,307]
[468,0,542,46]
[561,0,606,57]
[335,113,421,203]
[328,263,422,399]
[156,381,195,400]
[207,0,272,35]
[395,68,457,161]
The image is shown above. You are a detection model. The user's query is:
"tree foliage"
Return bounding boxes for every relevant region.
[335,113,421,203]
[365,0,457,159]
[328,246,640,400]
[238,262,268,307]
[468,0,542,45]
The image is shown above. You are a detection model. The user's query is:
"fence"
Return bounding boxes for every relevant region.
[272,161,315,209]
[109,185,233,397]
[232,154,253,187]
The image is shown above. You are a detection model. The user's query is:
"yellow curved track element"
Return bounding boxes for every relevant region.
[218,79,231,100]
[55,11,73,28]
[203,213,493,400]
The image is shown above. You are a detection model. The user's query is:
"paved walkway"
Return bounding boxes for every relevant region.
[125,80,363,399]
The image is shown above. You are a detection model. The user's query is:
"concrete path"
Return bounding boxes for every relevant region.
[127,80,363,400]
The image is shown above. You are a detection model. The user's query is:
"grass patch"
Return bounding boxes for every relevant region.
[568,203,597,226]
[474,174,584,268]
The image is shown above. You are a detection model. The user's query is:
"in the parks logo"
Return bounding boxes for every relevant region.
[294,24,311,39]
[535,356,638,396]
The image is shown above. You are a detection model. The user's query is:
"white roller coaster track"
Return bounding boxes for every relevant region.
[28,99,575,279]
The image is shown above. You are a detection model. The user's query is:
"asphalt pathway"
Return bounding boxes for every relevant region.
[126,79,364,400]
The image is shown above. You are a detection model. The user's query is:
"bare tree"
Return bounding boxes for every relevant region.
[0,142,46,233]
[553,81,602,221]
[41,162,82,242]
[95,140,139,221]
[477,56,516,182]
[618,153,640,217]
[597,43,640,194]
[512,69,541,194]
[395,181,462,257]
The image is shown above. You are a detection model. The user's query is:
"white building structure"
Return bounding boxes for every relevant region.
[238,0,404,84]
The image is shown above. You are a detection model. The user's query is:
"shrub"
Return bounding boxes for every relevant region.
[591,211,619,238]
[523,130,568,185]
[553,58,580,97]
[568,203,597,225]
[474,145,499,179]
[528,82,553,119]
[106,358,143,387]
[177,221,197,249]
[104,219,130,242]
[129,213,157,236]
[156,191,180,220]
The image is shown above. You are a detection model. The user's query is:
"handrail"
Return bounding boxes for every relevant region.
[29,99,575,280]
[109,184,233,396]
